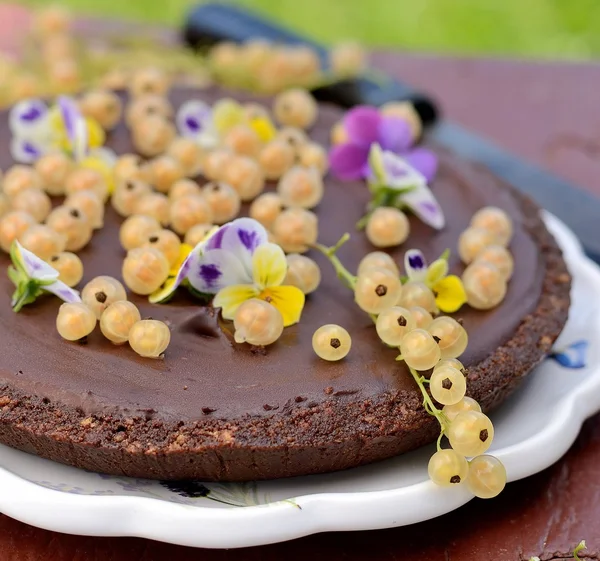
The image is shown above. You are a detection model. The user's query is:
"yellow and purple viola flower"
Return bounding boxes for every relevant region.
[404,249,467,313]
[153,218,305,326]
[329,105,437,182]
[9,96,107,164]
[367,143,445,230]
[8,240,81,312]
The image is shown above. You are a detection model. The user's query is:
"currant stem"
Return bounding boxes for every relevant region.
[407,365,450,434]
[313,234,357,290]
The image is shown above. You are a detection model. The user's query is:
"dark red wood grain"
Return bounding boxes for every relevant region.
[0,5,599,559]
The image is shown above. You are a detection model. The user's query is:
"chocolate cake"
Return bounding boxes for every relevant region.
[0,87,570,481]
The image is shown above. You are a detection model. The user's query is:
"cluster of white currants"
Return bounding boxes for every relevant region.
[208,39,366,95]
[459,206,514,310]
[56,275,170,359]
[0,161,110,288]
[311,241,506,498]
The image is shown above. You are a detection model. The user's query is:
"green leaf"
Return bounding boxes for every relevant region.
[12,280,43,312]
[573,540,586,560]
[7,266,22,287]
[439,248,451,261]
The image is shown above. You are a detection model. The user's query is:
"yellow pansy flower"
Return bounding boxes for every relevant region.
[213,243,305,327]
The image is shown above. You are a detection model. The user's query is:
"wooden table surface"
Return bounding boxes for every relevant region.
[0,4,600,560]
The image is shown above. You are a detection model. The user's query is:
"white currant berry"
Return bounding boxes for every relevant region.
[357,251,399,277]
[233,299,284,346]
[312,324,351,361]
[122,247,170,295]
[81,276,127,319]
[430,365,467,405]
[284,254,321,294]
[427,316,468,359]
[447,411,494,457]
[48,252,84,287]
[46,206,93,252]
[271,208,318,253]
[119,214,162,251]
[442,397,481,422]
[473,245,514,281]
[129,319,171,358]
[400,329,441,371]
[19,224,66,261]
[366,207,410,248]
[354,267,403,314]
[428,449,468,487]
[458,227,500,264]
[56,302,96,341]
[277,165,324,209]
[375,306,415,346]
[462,261,507,310]
[398,282,438,314]
[0,211,35,252]
[466,455,507,499]
[470,206,513,246]
[249,192,283,230]
[100,300,141,344]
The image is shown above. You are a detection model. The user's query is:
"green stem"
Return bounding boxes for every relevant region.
[313,233,357,290]
[407,365,450,435]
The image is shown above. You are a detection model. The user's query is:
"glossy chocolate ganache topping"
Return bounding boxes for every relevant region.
[0,87,570,481]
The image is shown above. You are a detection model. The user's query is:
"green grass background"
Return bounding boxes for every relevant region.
[21,0,600,59]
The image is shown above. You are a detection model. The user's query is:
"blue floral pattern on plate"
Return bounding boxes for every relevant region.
[550,340,589,369]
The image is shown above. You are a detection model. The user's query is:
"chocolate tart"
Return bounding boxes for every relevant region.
[0,87,570,481]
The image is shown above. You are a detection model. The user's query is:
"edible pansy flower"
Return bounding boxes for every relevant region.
[176,100,219,149]
[213,242,305,327]
[365,144,445,230]
[404,249,467,313]
[157,218,304,326]
[212,98,276,142]
[329,105,437,182]
[8,241,81,312]
[9,96,106,164]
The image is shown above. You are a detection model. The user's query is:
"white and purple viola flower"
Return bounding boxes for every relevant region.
[9,95,112,165]
[8,241,81,312]
[176,100,219,150]
[152,218,305,326]
[368,143,445,230]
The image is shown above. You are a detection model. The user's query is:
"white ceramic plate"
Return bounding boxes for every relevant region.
[0,212,597,549]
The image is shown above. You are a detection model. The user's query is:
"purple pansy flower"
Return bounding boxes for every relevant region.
[176,100,218,150]
[329,105,438,182]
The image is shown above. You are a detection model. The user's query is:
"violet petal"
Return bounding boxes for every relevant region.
[378,117,413,153]
[343,106,382,146]
[405,148,439,183]
[187,248,252,294]
[329,143,370,180]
